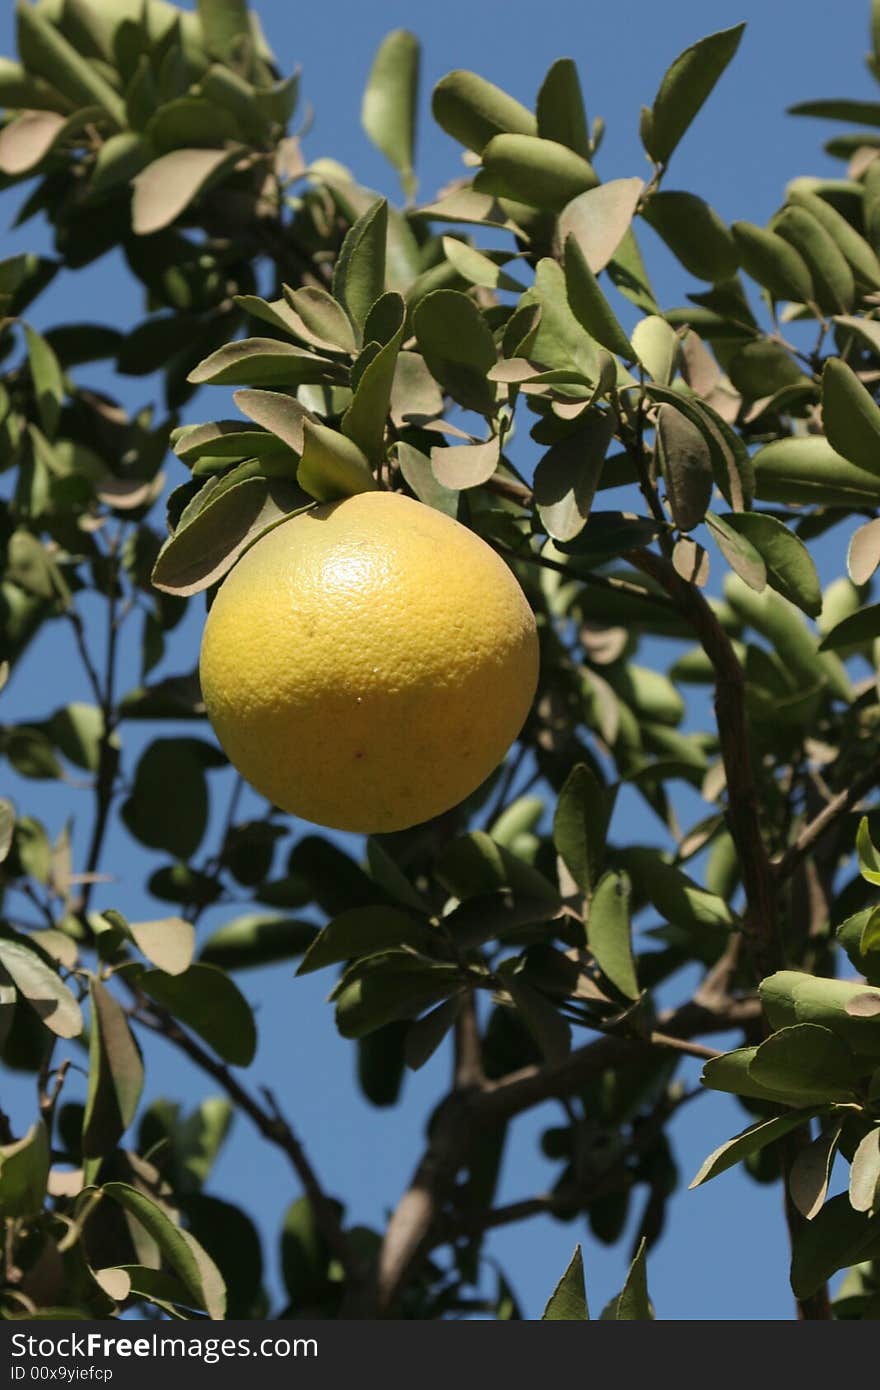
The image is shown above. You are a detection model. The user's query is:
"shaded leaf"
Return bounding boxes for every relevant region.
[823,357,880,477]
[102,1182,225,1318]
[564,236,634,358]
[655,401,712,532]
[0,936,81,1038]
[201,915,317,972]
[850,1129,880,1212]
[140,964,256,1067]
[789,1126,841,1220]
[749,1024,859,1103]
[82,980,144,1159]
[642,191,737,283]
[553,762,613,895]
[297,906,426,975]
[587,870,639,1001]
[332,198,388,337]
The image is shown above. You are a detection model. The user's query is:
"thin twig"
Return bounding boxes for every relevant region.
[134,1005,361,1286]
[773,760,880,883]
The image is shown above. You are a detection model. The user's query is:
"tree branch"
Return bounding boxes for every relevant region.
[134,1005,362,1288]
[628,548,783,981]
[773,759,880,883]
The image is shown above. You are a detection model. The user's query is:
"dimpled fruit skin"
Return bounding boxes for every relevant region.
[199,491,539,833]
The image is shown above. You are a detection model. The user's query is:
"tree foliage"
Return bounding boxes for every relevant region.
[0,0,879,1322]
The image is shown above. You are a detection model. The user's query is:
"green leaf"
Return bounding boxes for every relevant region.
[82,979,144,1159]
[706,510,767,592]
[201,915,317,972]
[602,1239,654,1320]
[16,1,125,124]
[720,513,821,617]
[333,198,387,337]
[441,237,524,293]
[631,315,680,386]
[775,206,854,313]
[152,477,307,597]
[749,1024,859,1102]
[140,963,256,1067]
[754,434,880,508]
[542,1244,589,1320]
[759,970,880,1059]
[642,24,745,165]
[102,1182,226,1318]
[121,739,209,860]
[298,419,378,501]
[331,951,461,1039]
[731,221,814,302]
[823,357,880,477]
[645,385,753,511]
[587,870,639,1001]
[502,968,570,1063]
[362,30,420,200]
[564,235,634,359]
[476,134,597,211]
[342,293,406,462]
[534,410,615,542]
[144,96,243,152]
[690,1110,817,1189]
[396,442,458,515]
[282,285,359,353]
[132,147,241,236]
[47,704,113,774]
[297,906,426,976]
[24,325,64,440]
[789,190,880,289]
[642,191,737,282]
[701,1045,797,1104]
[858,816,880,885]
[536,58,590,158]
[196,0,250,60]
[789,1193,880,1299]
[188,337,337,388]
[519,257,600,376]
[552,762,613,895]
[432,69,536,154]
[180,1193,261,1318]
[788,98,880,125]
[280,1195,331,1305]
[0,936,82,1038]
[0,1121,49,1218]
[403,996,461,1071]
[413,289,496,413]
[437,830,560,907]
[654,401,712,532]
[620,848,733,934]
[818,603,880,653]
[850,1129,880,1213]
[0,799,14,865]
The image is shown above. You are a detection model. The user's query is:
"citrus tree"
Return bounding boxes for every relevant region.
[1,0,880,1323]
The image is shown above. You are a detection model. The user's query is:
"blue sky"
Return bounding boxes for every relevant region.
[0,0,875,1320]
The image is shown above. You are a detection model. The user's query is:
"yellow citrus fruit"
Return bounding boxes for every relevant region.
[199,491,539,833]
